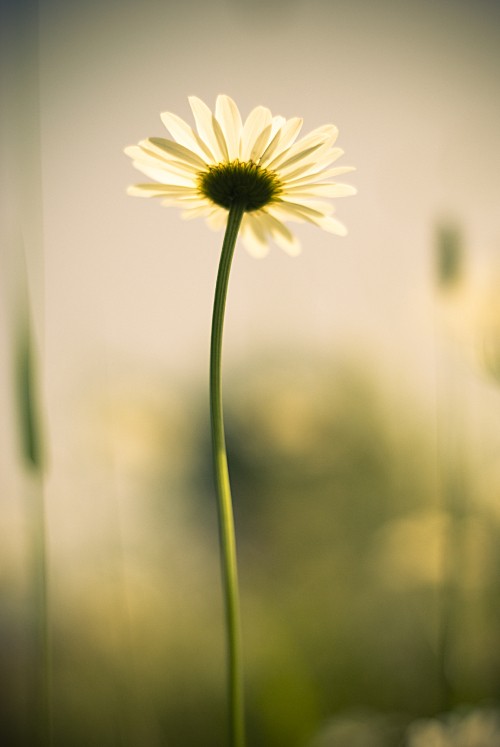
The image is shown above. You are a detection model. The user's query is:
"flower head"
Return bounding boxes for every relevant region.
[125,95,356,257]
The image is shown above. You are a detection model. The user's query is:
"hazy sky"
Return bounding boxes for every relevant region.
[2,0,500,464]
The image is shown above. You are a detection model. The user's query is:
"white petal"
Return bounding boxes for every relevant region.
[189,96,229,162]
[268,124,337,170]
[278,155,335,180]
[241,214,270,258]
[273,141,327,174]
[215,95,243,160]
[181,204,218,219]
[147,137,207,169]
[126,143,175,168]
[125,144,153,161]
[252,117,284,165]
[280,149,346,181]
[142,188,201,203]
[240,105,272,160]
[283,183,357,198]
[316,165,356,178]
[291,199,336,215]
[130,161,195,186]
[206,209,228,230]
[128,143,201,178]
[146,184,199,194]
[145,159,199,181]
[285,165,356,187]
[127,184,175,198]
[160,111,214,162]
[259,116,303,167]
[161,195,209,207]
[249,123,273,161]
[257,128,283,166]
[315,216,348,235]
[271,115,286,131]
[295,123,338,149]
[269,200,327,224]
[270,201,348,236]
[160,194,208,205]
[261,213,301,256]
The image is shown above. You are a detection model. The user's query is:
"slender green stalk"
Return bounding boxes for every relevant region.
[30,472,52,747]
[210,202,246,747]
[17,320,52,747]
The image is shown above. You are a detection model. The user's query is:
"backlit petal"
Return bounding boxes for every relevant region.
[160,111,214,162]
[189,96,229,162]
[215,95,243,160]
[147,137,207,169]
[240,105,272,160]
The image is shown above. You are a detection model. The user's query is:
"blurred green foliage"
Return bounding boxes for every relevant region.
[1,353,500,746]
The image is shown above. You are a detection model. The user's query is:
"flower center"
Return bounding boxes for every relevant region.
[198,160,282,212]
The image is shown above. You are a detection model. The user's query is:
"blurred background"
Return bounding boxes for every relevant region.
[1,0,500,744]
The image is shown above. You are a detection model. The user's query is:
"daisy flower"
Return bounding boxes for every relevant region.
[125,94,356,257]
[125,94,357,747]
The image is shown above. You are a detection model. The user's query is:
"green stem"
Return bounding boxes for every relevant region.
[210,202,246,747]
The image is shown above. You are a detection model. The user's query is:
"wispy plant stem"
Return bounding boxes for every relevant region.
[30,472,52,747]
[209,202,246,747]
[17,321,52,746]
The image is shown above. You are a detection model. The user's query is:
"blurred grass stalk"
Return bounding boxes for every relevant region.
[16,310,53,747]
[1,0,52,741]
[434,221,467,710]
